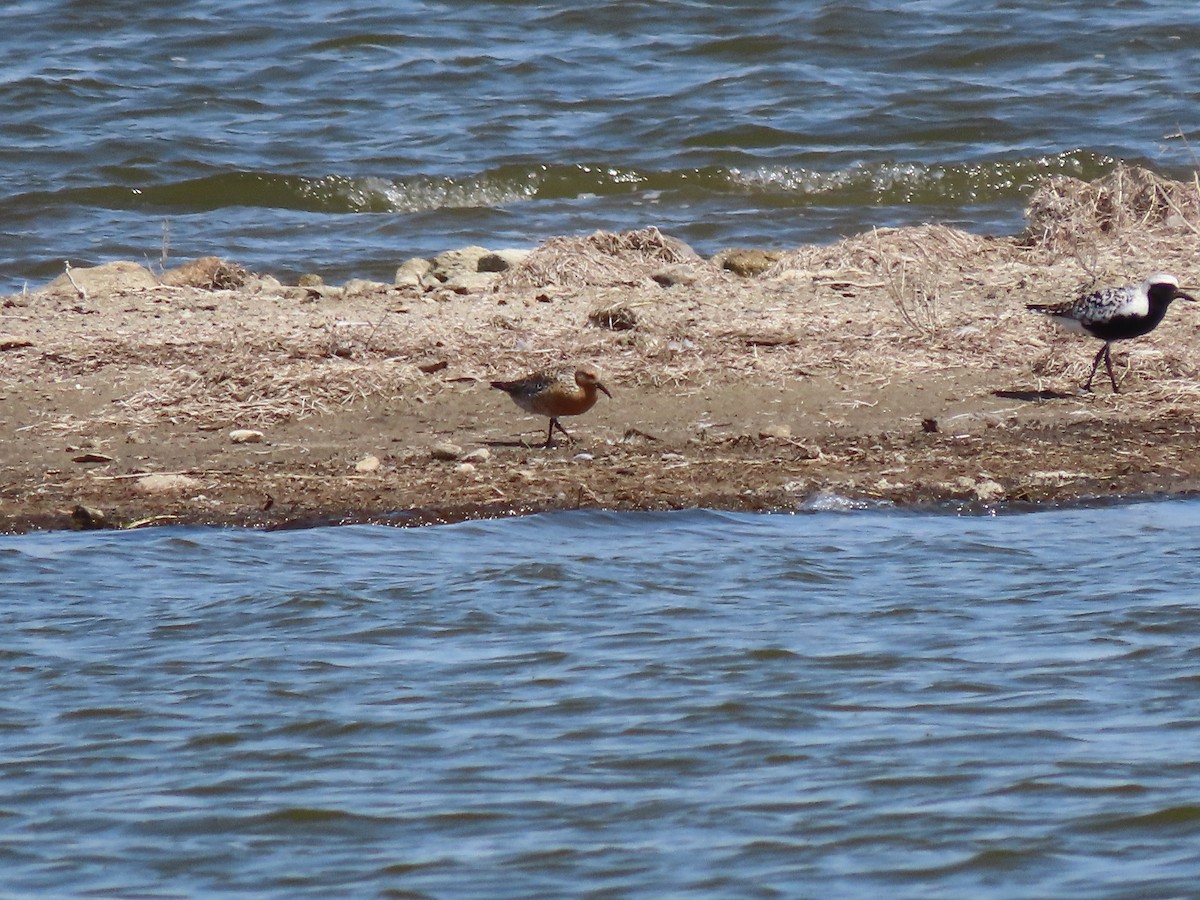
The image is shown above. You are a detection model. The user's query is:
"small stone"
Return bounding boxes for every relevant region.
[42,260,158,299]
[477,249,530,273]
[974,479,1005,502]
[430,246,487,282]
[395,257,433,287]
[69,505,108,530]
[651,264,698,287]
[342,278,389,296]
[713,248,782,277]
[229,429,264,444]
[461,448,491,464]
[759,424,792,440]
[454,462,476,474]
[430,441,463,461]
[246,274,285,295]
[297,273,324,287]
[355,454,381,473]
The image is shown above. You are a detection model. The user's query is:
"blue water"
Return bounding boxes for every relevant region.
[2,1,1200,291]
[4,501,1200,896]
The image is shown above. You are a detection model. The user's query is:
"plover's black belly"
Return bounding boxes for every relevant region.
[1084,311,1167,342]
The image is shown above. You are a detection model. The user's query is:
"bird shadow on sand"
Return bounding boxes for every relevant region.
[993,388,1079,402]
[483,438,541,449]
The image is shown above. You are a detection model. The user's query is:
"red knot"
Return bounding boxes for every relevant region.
[490,364,612,448]
[1027,273,1195,392]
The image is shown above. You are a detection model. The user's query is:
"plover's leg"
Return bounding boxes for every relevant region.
[552,419,573,438]
[1083,343,1108,392]
[1103,344,1120,393]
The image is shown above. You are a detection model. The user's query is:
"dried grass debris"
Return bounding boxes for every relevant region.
[1023,164,1200,252]
[497,227,710,290]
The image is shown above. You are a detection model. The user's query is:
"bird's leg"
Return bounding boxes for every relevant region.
[552,419,572,438]
[1083,343,1108,392]
[544,419,556,449]
[1103,344,1120,393]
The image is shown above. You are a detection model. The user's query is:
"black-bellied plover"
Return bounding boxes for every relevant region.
[490,364,613,448]
[1027,273,1195,392]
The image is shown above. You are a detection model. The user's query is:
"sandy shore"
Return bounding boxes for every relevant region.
[4,165,1200,533]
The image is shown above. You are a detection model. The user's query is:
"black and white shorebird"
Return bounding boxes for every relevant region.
[1026,273,1195,392]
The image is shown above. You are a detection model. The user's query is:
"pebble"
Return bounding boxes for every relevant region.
[461,448,491,464]
[69,505,108,530]
[229,429,264,444]
[713,248,782,277]
[355,454,381,473]
[430,441,463,461]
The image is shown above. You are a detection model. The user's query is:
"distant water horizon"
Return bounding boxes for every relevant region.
[2,1,1199,293]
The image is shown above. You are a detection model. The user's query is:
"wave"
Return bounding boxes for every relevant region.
[17,151,1117,218]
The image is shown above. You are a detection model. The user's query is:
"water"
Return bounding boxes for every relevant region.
[3,1,1200,292]
[4,500,1200,896]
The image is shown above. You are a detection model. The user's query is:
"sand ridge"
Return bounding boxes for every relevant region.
[3,165,1200,532]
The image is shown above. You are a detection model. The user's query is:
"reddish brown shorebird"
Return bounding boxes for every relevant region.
[490,364,613,448]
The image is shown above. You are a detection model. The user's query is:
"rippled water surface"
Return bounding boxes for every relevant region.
[4,502,1200,896]
[2,2,1199,290]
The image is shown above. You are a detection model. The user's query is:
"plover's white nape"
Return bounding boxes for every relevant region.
[1027,273,1195,392]
[490,364,613,448]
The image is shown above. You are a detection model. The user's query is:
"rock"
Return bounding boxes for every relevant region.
[428,246,500,292]
[432,245,489,275]
[455,462,476,475]
[246,274,285,295]
[477,249,530,272]
[759,424,792,440]
[430,441,463,461]
[395,257,433,287]
[974,479,1005,502]
[461,448,491,464]
[342,278,390,296]
[69,505,108,530]
[161,256,248,289]
[42,261,158,299]
[355,454,381,473]
[712,248,782,277]
[136,473,201,493]
[446,272,497,293]
[244,275,282,295]
[229,429,264,444]
[651,264,698,287]
[297,273,324,287]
